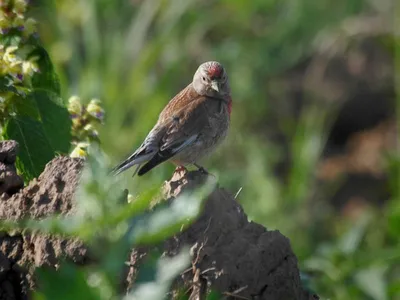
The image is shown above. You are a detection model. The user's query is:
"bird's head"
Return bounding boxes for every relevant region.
[193,61,230,99]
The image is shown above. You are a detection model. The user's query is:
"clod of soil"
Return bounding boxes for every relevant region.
[0,155,84,220]
[0,141,23,198]
[0,141,317,299]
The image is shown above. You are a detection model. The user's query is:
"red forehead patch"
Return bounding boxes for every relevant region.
[208,63,223,78]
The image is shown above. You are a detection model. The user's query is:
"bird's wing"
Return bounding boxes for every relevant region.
[111,84,201,176]
[137,95,214,176]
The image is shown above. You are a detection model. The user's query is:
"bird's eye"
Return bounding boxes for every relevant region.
[202,76,206,81]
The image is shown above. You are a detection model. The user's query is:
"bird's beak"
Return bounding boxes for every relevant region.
[211,80,220,93]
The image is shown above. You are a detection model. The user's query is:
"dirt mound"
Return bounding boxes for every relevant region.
[0,146,88,299]
[0,141,317,299]
[162,171,315,299]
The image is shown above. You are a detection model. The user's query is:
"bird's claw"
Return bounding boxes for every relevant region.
[197,166,209,174]
[193,163,210,175]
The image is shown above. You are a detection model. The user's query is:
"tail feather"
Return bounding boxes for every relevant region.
[137,152,172,176]
[111,150,154,176]
[138,134,199,176]
[131,164,141,177]
[111,125,164,176]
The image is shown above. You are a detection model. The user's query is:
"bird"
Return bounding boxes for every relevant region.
[111,61,232,177]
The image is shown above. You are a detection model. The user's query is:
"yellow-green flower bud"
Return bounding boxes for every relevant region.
[0,17,9,33]
[68,95,83,117]
[70,142,89,158]
[71,118,82,127]
[12,16,25,30]
[86,98,104,120]
[22,60,38,76]
[83,123,94,132]
[24,18,36,36]
[83,123,99,138]
[4,46,18,64]
[13,0,27,15]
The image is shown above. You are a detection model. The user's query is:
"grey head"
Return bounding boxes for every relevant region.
[192,61,230,99]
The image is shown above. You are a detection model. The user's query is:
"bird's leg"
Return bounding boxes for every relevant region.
[193,163,209,174]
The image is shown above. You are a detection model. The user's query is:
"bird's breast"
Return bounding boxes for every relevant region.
[171,103,230,165]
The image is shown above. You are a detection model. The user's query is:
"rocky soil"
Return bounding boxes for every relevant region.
[0,141,317,300]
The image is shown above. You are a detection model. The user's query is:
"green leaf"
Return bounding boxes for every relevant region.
[13,90,72,153]
[4,90,72,180]
[207,290,223,300]
[0,31,22,47]
[355,266,388,300]
[129,180,215,245]
[12,94,40,119]
[28,46,61,95]
[106,187,159,227]
[3,116,55,180]
[134,250,161,284]
[127,250,190,300]
[29,90,71,153]
[338,213,371,255]
[4,89,72,180]
[0,76,18,95]
[36,263,100,300]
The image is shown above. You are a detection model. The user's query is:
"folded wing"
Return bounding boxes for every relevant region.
[137,96,210,176]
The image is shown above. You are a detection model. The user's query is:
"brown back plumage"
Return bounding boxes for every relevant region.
[158,84,210,146]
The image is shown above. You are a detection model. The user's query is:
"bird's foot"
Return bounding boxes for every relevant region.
[198,166,209,174]
[193,163,210,175]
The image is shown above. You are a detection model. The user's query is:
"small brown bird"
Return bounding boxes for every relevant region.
[112,61,232,176]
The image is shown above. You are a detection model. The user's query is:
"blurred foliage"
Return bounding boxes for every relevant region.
[0,0,398,299]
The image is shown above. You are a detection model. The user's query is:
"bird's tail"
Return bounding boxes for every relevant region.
[110,149,154,176]
[137,134,199,176]
[137,152,170,176]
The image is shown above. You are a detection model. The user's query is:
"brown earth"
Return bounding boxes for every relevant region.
[0,141,317,300]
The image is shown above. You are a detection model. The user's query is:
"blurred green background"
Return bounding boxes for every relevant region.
[31,0,398,299]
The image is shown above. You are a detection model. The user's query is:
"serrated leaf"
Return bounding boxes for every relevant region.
[28,46,61,95]
[4,90,72,180]
[3,116,55,180]
[29,89,71,152]
[13,90,72,153]
[12,94,40,119]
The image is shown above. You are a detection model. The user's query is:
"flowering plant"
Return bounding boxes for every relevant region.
[0,1,70,180]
